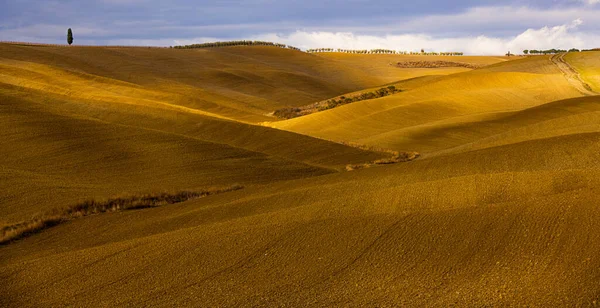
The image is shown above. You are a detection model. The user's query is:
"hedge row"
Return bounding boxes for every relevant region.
[172,40,300,50]
[307,48,463,55]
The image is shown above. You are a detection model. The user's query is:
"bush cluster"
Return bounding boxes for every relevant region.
[396,61,480,69]
[0,185,243,245]
[346,150,420,171]
[522,48,599,55]
[273,107,303,119]
[273,86,402,119]
[523,49,572,55]
[409,51,464,56]
[172,40,300,50]
[306,48,336,53]
[318,86,401,112]
[306,48,463,55]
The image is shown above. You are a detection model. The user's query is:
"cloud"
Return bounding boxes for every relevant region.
[377,5,600,37]
[506,19,587,52]
[94,18,600,55]
[1,4,599,54]
[235,19,596,55]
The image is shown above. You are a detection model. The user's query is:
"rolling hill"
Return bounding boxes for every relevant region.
[270,55,587,153]
[0,44,390,223]
[1,44,599,306]
[565,51,600,92]
[3,114,599,306]
[316,52,510,83]
[0,44,438,123]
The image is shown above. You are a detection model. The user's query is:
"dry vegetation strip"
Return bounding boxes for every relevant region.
[346,151,420,171]
[338,141,420,171]
[274,86,401,119]
[0,185,243,245]
[395,61,481,69]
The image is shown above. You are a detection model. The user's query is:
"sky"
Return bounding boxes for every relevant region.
[0,0,599,54]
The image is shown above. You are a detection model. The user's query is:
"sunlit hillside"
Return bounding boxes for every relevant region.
[317,52,510,83]
[565,51,600,92]
[0,44,451,123]
[270,55,591,154]
[1,44,599,307]
[0,44,390,222]
[3,115,599,306]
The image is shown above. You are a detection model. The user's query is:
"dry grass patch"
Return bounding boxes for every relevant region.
[341,141,420,171]
[346,152,420,171]
[373,151,420,164]
[0,216,64,245]
[274,86,401,119]
[395,61,481,69]
[0,185,243,245]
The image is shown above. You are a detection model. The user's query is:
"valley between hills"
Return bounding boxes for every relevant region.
[1,43,599,306]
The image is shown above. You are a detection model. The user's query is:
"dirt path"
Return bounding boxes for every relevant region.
[550,53,597,96]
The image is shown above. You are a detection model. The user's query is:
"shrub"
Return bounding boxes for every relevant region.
[273,86,402,119]
[344,146,420,171]
[0,185,243,245]
[273,107,302,119]
[173,40,293,50]
[396,61,480,69]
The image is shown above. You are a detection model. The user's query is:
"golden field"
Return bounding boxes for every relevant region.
[1,44,599,306]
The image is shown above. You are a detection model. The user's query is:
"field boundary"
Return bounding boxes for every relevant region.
[550,53,597,96]
[273,86,402,119]
[0,185,243,245]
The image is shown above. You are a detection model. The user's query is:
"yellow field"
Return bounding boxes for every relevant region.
[565,51,600,92]
[1,44,599,306]
[270,55,585,153]
[0,44,390,222]
[317,52,510,83]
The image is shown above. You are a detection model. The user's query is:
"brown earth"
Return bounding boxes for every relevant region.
[1,45,600,307]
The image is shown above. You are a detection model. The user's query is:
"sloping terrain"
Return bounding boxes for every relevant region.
[0,45,387,223]
[2,122,599,306]
[271,55,584,153]
[565,51,600,92]
[551,53,596,96]
[0,86,387,223]
[0,44,399,123]
[1,45,600,307]
[317,53,509,83]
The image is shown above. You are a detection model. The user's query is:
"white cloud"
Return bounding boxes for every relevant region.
[107,18,599,55]
[160,5,600,55]
[376,5,600,36]
[243,19,598,55]
[1,5,599,54]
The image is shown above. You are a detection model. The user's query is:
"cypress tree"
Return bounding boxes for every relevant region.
[67,28,73,45]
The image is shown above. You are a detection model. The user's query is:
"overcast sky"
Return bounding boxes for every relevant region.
[1,0,599,54]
